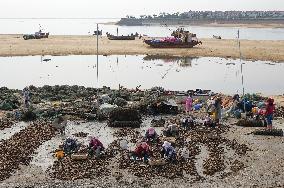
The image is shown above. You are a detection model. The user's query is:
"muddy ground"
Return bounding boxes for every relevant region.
[0,117,283,188]
[0,86,283,188]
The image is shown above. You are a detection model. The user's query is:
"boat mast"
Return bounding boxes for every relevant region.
[96,23,99,92]
[238,29,246,113]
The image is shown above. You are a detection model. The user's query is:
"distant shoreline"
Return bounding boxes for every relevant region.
[116,18,284,28]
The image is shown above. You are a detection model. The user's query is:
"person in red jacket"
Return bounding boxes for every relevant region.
[130,142,151,162]
[265,98,275,130]
[88,136,105,157]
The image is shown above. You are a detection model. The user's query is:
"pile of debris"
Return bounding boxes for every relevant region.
[148,99,179,115]
[0,87,21,111]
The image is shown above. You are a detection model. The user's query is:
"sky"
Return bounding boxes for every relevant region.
[0,0,283,18]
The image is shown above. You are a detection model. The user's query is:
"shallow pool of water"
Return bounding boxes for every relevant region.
[0,55,283,95]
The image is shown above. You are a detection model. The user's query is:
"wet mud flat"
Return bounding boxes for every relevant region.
[0,85,284,187]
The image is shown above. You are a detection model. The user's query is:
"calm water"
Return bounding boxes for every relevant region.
[0,18,283,40]
[0,55,283,95]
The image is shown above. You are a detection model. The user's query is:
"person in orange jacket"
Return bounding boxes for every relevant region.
[55,149,65,160]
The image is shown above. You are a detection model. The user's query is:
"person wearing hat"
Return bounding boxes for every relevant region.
[161,141,176,162]
[144,127,159,143]
[131,142,151,163]
[88,136,105,158]
[265,98,275,130]
[63,137,80,155]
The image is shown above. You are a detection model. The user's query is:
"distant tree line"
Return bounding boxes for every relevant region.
[125,11,284,20]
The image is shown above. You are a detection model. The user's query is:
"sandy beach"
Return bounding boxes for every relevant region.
[0,35,284,62]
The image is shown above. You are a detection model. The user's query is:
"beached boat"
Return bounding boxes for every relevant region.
[145,28,202,48]
[107,34,135,40]
[93,30,102,36]
[144,39,201,48]
[23,30,49,40]
[213,35,222,39]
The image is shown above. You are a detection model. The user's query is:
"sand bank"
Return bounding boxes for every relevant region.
[0,35,283,62]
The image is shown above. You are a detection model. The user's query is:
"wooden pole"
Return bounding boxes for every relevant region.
[96,24,99,93]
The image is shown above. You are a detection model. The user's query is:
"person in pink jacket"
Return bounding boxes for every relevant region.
[265,98,275,130]
[185,93,193,114]
[88,137,105,157]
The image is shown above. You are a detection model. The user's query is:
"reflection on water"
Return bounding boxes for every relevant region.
[0,55,283,95]
[143,55,193,67]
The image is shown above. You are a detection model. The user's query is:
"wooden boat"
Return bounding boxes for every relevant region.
[213,35,222,39]
[23,30,49,40]
[107,34,135,40]
[93,30,102,35]
[144,39,201,48]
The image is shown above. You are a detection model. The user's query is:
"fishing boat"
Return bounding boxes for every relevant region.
[23,30,49,40]
[106,33,135,40]
[93,30,102,36]
[145,29,202,48]
[213,35,222,39]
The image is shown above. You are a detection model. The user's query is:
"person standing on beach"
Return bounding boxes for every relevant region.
[185,93,193,114]
[23,87,30,108]
[265,98,275,130]
[214,97,222,125]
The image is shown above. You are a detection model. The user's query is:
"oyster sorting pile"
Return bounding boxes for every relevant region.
[49,155,112,180]
[275,106,284,118]
[236,119,265,127]
[0,117,16,130]
[0,120,56,181]
[203,145,225,176]
[113,128,141,143]
[252,129,284,136]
